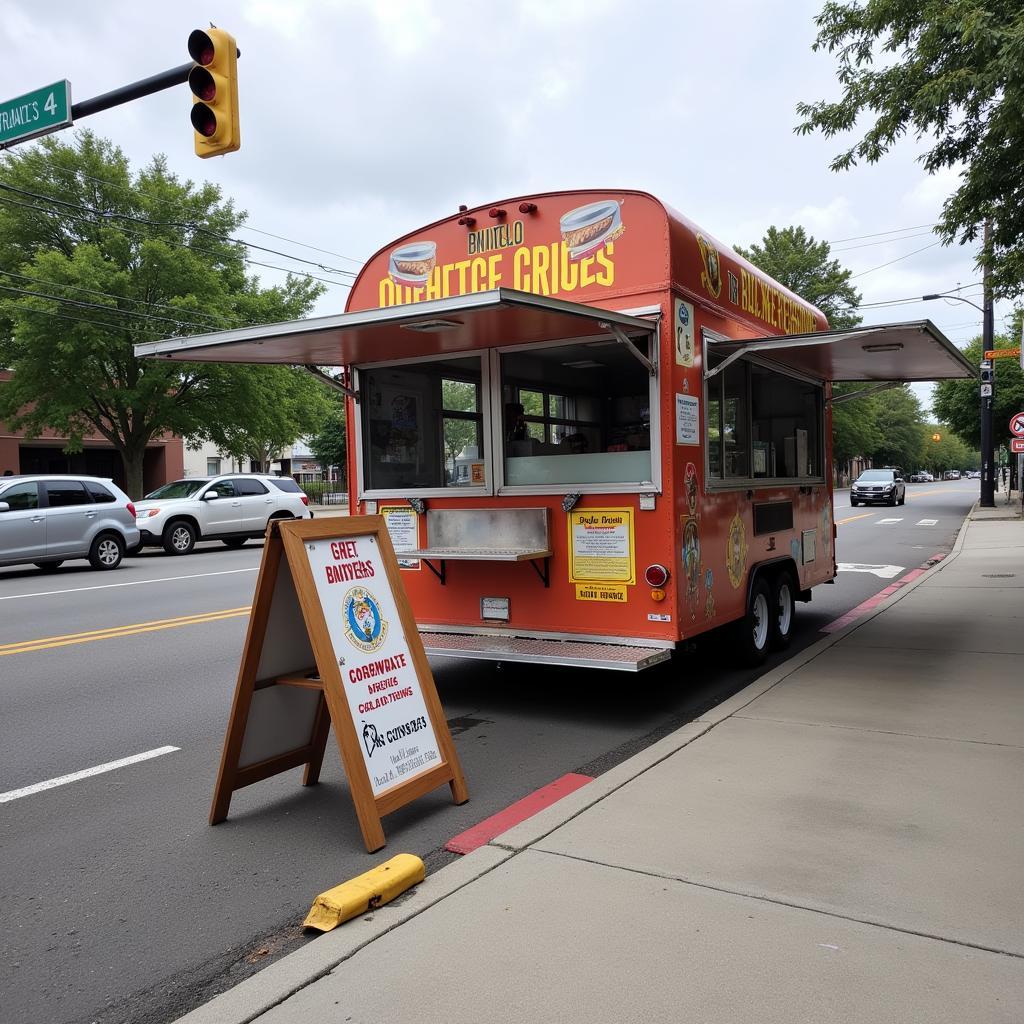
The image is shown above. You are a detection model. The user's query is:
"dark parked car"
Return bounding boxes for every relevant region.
[851,469,905,507]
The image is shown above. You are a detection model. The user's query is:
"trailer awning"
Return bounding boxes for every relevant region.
[704,321,976,383]
[134,288,657,367]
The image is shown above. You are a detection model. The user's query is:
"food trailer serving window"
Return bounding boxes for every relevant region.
[360,355,485,491]
[500,339,652,487]
[706,354,823,484]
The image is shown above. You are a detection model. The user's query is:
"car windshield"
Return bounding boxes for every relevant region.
[857,470,894,482]
[144,479,207,499]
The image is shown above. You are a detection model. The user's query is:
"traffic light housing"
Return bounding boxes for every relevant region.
[932,433,942,442]
[188,28,240,158]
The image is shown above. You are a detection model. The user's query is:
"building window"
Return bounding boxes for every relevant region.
[207,457,221,475]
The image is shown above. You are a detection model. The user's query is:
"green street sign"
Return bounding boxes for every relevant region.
[0,81,72,147]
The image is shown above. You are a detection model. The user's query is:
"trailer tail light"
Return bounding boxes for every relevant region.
[644,564,670,587]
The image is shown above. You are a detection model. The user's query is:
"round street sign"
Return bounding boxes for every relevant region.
[1011,413,1024,437]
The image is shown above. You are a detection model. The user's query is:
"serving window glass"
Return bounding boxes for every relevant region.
[360,355,485,492]
[706,355,823,485]
[499,339,653,487]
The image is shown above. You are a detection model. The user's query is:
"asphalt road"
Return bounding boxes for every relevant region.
[0,483,978,1024]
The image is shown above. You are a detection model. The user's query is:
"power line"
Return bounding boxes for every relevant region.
[849,240,942,280]
[832,229,937,253]
[0,283,208,330]
[0,179,357,277]
[36,162,366,267]
[0,192,352,290]
[9,303,153,336]
[827,223,936,244]
[0,269,244,329]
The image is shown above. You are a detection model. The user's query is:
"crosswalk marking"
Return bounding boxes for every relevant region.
[877,517,903,524]
[916,519,938,526]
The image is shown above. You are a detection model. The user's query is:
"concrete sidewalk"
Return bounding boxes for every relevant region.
[179,508,1024,1024]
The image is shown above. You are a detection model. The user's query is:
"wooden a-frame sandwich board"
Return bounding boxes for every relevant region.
[209,515,468,852]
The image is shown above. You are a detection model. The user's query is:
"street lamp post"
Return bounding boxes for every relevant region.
[922,226,996,506]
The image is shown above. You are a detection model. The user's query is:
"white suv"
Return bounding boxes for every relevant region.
[133,474,312,555]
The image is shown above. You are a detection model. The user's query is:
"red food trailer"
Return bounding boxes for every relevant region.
[138,189,975,671]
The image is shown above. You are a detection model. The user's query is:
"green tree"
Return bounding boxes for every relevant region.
[933,332,1024,449]
[796,2,1024,296]
[308,401,348,482]
[441,379,479,479]
[734,225,863,328]
[0,132,324,497]
[738,225,870,481]
[200,367,332,471]
[920,425,975,476]
[869,386,927,471]
[831,384,882,481]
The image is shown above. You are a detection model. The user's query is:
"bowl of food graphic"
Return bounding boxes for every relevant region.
[389,241,437,286]
[559,200,624,260]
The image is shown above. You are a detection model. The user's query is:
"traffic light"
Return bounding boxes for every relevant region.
[932,433,942,442]
[188,28,239,158]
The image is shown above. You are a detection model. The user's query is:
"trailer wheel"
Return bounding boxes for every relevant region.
[770,571,797,650]
[735,575,772,667]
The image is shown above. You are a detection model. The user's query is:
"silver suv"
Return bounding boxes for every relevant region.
[0,475,140,573]
[132,474,312,555]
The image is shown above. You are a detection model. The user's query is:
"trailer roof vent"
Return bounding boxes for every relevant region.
[402,319,463,333]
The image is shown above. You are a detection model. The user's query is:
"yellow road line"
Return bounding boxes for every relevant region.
[836,511,879,525]
[0,606,251,657]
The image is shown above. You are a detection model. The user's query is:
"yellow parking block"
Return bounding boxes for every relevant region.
[303,854,426,933]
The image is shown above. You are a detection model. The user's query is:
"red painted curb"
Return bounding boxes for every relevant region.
[445,772,594,855]
[822,553,944,634]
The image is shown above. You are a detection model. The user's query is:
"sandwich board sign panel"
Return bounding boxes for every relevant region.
[210,516,468,852]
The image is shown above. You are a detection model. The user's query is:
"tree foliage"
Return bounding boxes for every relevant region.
[933,331,1024,448]
[796,2,1024,296]
[0,132,325,496]
[919,424,976,475]
[734,225,863,328]
[201,367,332,470]
[869,386,928,471]
[308,400,348,480]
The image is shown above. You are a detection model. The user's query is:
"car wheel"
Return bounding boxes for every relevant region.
[33,561,64,572]
[89,533,125,571]
[222,537,247,549]
[850,499,858,507]
[163,520,196,555]
[898,491,905,505]
[734,575,772,667]
[770,571,797,650]
[888,493,897,506]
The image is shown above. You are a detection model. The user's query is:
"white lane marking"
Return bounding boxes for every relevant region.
[0,745,180,804]
[837,563,905,579]
[877,518,904,524]
[0,567,258,602]
[916,519,938,526]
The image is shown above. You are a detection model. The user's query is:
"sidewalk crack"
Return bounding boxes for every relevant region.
[532,848,1023,961]
[731,715,1024,748]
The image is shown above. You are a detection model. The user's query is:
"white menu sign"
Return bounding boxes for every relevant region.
[380,504,420,569]
[675,393,699,445]
[306,534,441,796]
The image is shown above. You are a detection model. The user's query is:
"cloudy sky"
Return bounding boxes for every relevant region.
[2,0,1010,411]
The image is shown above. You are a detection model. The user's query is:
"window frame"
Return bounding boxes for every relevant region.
[703,329,826,492]
[0,480,40,511]
[351,315,661,499]
[353,348,493,500]
[492,325,662,497]
[42,479,90,508]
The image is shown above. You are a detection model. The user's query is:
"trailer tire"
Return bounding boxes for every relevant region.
[770,570,797,650]
[734,575,772,667]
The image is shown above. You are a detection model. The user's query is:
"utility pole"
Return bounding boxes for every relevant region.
[980,221,996,507]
